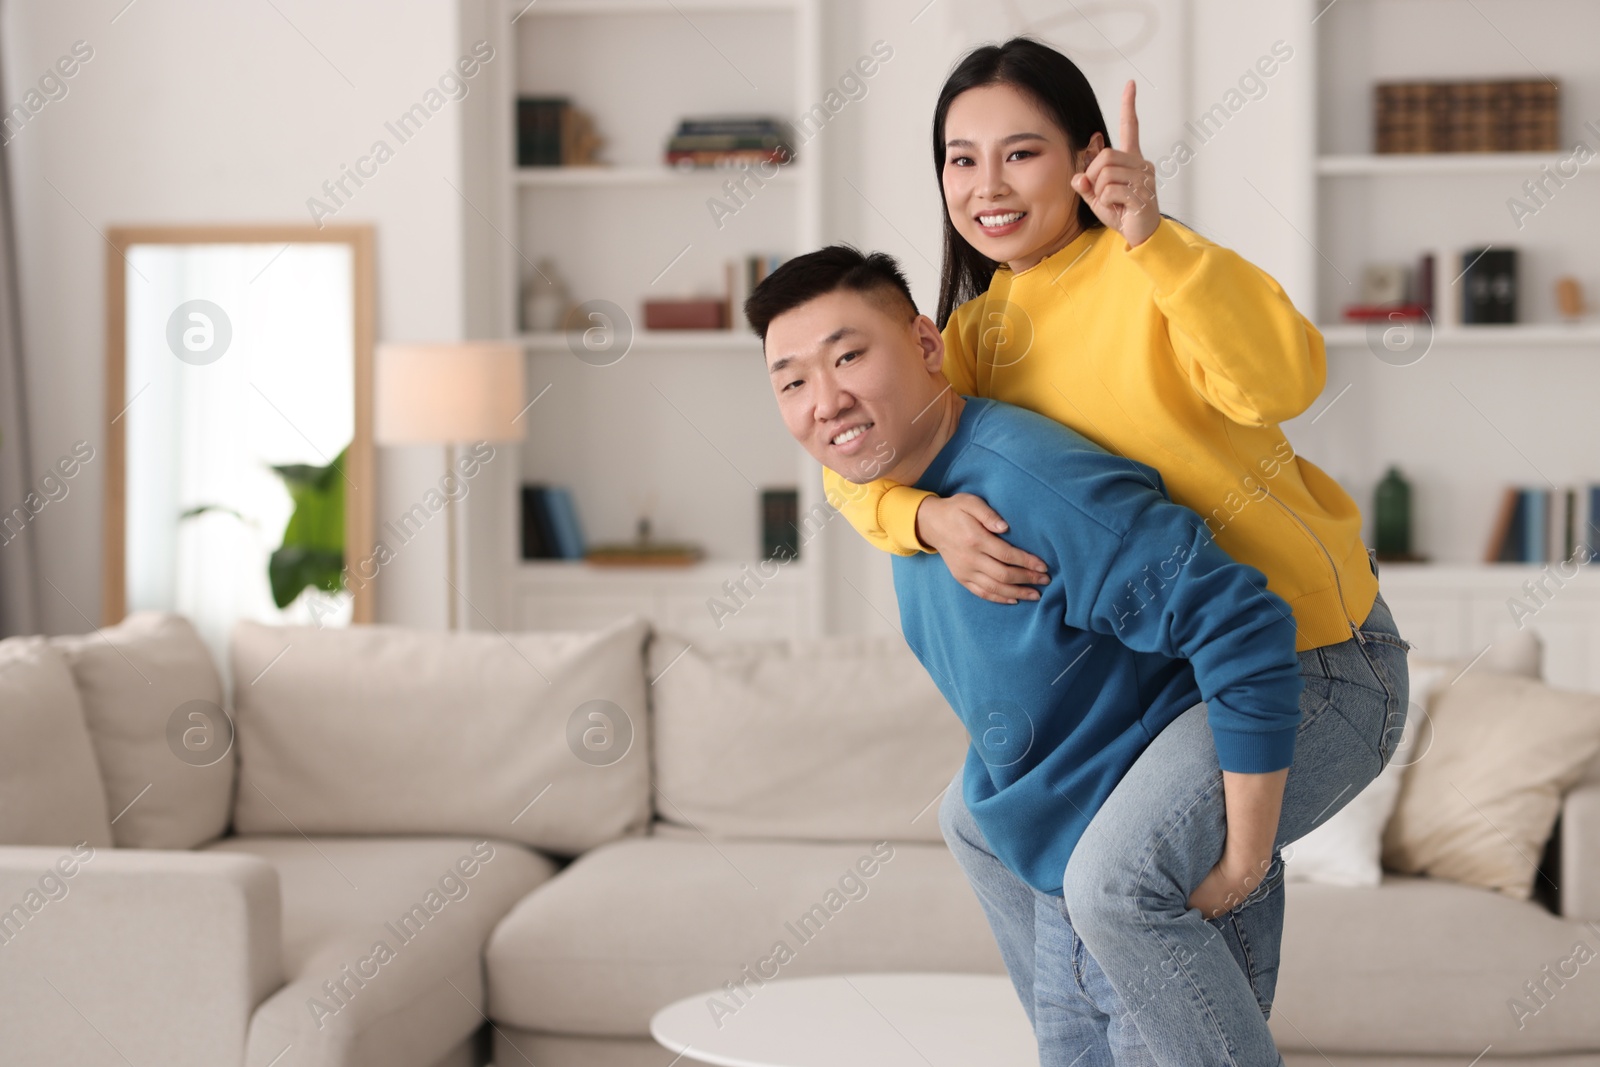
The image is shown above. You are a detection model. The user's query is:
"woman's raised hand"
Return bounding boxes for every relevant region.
[914,494,1050,605]
[1071,80,1161,248]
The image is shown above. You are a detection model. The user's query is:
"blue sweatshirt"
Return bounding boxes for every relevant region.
[891,397,1304,896]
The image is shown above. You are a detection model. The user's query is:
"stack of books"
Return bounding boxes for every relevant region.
[1486,485,1600,564]
[1374,80,1560,153]
[665,116,795,169]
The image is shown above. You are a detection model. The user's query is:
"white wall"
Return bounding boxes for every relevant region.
[4,0,472,633]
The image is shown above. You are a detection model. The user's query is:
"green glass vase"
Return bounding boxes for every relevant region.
[1374,466,1411,558]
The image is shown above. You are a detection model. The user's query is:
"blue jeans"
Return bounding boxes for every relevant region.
[937,563,1411,1067]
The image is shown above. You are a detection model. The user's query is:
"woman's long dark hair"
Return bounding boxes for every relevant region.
[932,37,1110,329]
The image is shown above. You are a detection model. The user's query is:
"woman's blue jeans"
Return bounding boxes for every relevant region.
[937,562,1411,1067]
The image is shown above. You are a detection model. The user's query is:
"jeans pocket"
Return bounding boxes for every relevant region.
[1220,872,1284,1018]
[1378,705,1404,770]
[1353,615,1411,772]
[1235,848,1285,911]
[1350,595,1411,704]
[1375,664,1411,771]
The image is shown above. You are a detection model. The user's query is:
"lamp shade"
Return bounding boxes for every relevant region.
[375,341,527,444]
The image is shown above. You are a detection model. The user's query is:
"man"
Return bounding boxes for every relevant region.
[743,243,1308,1062]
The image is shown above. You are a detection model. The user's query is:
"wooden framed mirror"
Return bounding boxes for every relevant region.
[102,225,376,646]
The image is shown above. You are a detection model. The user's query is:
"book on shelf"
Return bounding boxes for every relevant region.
[543,487,586,560]
[1460,248,1517,325]
[643,299,726,330]
[1416,253,1434,319]
[1486,484,1600,564]
[1342,302,1429,322]
[761,488,800,563]
[517,98,566,167]
[521,484,586,560]
[676,116,790,137]
[1374,79,1559,154]
[667,148,792,169]
[516,97,602,167]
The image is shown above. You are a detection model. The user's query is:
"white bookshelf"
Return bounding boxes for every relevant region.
[1315,151,1576,176]
[482,0,826,636]
[516,329,764,353]
[1379,563,1600,694]
[509,558,812,639]
[1309,0,1600,334]
[512,164,806,188]
[1319,324,1600,348]
[1295,0,1600,570]
[513,0,803,13]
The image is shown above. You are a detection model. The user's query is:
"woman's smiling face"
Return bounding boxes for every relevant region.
[941,82,1102,273]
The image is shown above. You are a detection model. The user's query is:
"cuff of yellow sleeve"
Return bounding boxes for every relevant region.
[879,485,937,555]
[1123,216,1204,296]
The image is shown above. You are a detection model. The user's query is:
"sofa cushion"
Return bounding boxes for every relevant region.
[230,615,650,854]
[1381,671,1600,899]
[0,637,112,847]
[1271,875,1600,1054]
[484,825,1003,1036]
[647,631,968,843]
[1474,627,1544,679]
[51,611,232,849]
[207,835,555,1067]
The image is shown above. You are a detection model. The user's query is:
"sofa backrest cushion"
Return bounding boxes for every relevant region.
[0,637,113,847]
[1381,669,1600,899]
[230,615,650,855]
[647,630,968,843]
[1476,628,1543,679]
[1404,629,1600,787]
[51,611,233,849]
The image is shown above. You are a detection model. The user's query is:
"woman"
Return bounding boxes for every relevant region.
[823,37,1411,1066]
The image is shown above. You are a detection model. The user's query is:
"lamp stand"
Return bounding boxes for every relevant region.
[445,441,459,631]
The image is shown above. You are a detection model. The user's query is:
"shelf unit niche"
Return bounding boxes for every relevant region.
[1311,0,1600,339]
[488,0,825,636]
[1295,0,1600,572]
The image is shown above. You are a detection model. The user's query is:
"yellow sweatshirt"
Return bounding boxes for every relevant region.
[824,217,1376,653]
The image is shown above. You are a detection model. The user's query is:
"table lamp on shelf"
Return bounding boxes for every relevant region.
[375,341,526,630]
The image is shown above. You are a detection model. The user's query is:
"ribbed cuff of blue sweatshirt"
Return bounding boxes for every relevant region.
[1211,722,1300,774]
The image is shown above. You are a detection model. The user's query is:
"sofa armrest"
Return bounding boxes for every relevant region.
[1561,779,1600,922]
[0,845,282,1067]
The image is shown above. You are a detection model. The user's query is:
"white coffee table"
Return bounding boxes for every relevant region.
[650,972,1037,1067]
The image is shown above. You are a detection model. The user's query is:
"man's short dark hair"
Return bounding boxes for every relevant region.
[744,243,918,343]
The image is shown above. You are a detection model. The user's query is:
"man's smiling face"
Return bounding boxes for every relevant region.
[763,287,948,484]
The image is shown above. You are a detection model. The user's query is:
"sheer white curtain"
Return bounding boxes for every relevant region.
[0,33,39,638]
[124,243,353,675]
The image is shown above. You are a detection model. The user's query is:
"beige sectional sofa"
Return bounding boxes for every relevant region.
[1,610,1597,1067]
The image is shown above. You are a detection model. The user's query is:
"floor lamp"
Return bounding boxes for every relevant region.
[375,341,526,630]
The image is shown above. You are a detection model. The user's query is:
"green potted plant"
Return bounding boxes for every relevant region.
[180,444,349,610]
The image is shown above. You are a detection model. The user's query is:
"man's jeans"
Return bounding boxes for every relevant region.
[937,572,1411,1066]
